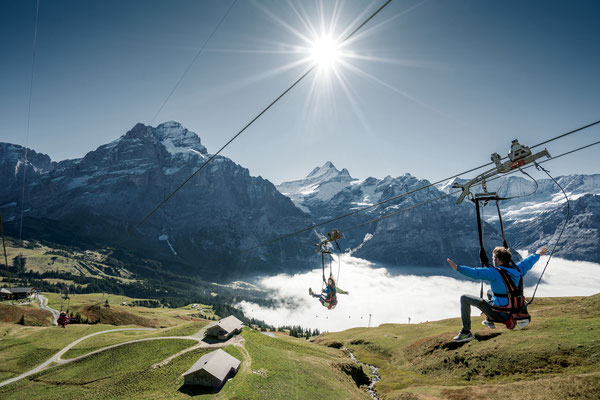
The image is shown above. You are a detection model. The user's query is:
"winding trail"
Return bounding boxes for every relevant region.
[37,294,59,325]
[0,322,243,388]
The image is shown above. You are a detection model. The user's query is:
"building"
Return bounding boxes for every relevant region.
[0,288,11,300]
[205,315,243,340]
[7,287,35,300]
[182,349,240,387]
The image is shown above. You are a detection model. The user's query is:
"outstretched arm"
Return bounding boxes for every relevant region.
[337,288,349,295]
[447,259,458,270]
[517,247,547,274]
[448,258,495,281]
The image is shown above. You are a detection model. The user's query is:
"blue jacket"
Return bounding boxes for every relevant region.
[457,254,540,306]
[323,285,348,297]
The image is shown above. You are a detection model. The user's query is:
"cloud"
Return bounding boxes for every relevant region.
[238,254,600,332]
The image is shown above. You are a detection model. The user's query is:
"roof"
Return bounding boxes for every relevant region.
[213,315,243,333]
[182,349,240,381]
[9,287,34,293]
[0,288,11,294]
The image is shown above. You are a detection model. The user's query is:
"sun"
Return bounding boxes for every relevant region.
[309,35,341,69]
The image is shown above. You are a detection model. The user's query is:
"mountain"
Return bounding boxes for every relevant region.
[277,162,357,213]
[507,193,600,261]
[0,122,315,279]
[277,163,508,267]
[438,174,600,261]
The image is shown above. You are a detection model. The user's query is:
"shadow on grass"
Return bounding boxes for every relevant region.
[474,332,501,342]
[440,332,502,351]
[177,384,220,396]
[201,336,228,345]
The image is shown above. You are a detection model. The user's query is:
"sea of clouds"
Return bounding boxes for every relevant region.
[238,253,600,332]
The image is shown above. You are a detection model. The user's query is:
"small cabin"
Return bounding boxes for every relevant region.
[205,315,243,340]
[7,287,35,300]
[0,288,11,300]
[182,349,240,388]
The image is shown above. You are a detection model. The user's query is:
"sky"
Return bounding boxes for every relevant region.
[1,0,600,185]
[238,253,600,331]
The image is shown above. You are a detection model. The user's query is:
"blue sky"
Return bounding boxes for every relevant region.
[2,0,599,184]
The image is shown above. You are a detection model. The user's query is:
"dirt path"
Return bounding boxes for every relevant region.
[37,294,60,325]
[0,322,243,388]
[0,327,155,388]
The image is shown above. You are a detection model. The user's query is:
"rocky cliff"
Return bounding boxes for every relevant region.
[0,122,315,279]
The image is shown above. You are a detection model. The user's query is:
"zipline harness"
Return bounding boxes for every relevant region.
[460,140,571,329]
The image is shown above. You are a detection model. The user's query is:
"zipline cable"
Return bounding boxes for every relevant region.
[121,0,395,241]
[526,163,570,305]
[18,0,40,247]
[150,0,238,125]
[241,122,600,253]
[0,216,12,295]
[531,120,600,150]
[336,140,598,238]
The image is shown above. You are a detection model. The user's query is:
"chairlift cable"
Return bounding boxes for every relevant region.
[121,0,395,242]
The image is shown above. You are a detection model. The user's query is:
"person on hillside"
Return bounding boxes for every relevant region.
[57,312,68,328]
[309,274,349,310]
[447,246,548,343]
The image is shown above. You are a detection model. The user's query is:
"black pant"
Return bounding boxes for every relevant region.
[460,294,507,331]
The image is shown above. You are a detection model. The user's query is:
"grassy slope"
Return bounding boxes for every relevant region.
[44,292,217,326]
[215,329,369,400]
[315,295,600,400]
[2,240,136,282]
[0,323,124,381]
[0,328,370,399]
[4,292,597,399]
[0,303,52,326]
[0,292,210,381]
[62,321,208,359]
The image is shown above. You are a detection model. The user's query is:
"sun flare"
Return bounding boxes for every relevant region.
[309,35,341,69]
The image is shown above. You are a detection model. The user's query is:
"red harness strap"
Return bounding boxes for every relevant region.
[489,265,531,329]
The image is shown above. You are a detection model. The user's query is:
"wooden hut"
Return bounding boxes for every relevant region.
[182,349,240,387]
[205,315,243,340]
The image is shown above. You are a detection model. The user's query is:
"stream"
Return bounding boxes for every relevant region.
[343,347,381,400]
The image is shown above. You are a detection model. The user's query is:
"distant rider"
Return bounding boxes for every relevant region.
[447,246,548,342]
[309,274,348,310]
[57,312,68,328]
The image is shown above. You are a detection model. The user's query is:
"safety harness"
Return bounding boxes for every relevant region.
[472,192,531,330]
[488,264,530,329]
[316,229,343,310]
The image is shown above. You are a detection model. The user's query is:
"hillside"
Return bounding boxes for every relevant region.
[0,293,369,399]
[315,295,600,400]
[1,293,599,399]
[0,237,275,320]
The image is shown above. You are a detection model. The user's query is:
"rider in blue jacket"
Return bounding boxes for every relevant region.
[447,246,548,342]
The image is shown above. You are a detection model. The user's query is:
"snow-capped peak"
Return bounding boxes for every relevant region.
[277,162,357,210]
[153,121,208,156]
[306,161,352,180]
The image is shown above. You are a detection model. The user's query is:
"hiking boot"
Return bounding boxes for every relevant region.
[482,319,496,329]
[309,288,314,296]
[452,330,474,343]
